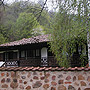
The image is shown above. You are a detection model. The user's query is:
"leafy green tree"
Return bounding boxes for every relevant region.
[49,0,90,67]
[15,12,39,39]
[0,33,6,44]
[0,1,51,41]
[24,2,51,32]
[0,25,7,44]
[32,25,46,36]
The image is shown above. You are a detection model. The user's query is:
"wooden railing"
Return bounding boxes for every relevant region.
[5,60,19,67]
[19,56,58,67]
[48,56,59,66]
[20,57,41,67]
[3,56,58,67]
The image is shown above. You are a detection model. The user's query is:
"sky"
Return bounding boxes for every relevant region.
[4,0,57,11]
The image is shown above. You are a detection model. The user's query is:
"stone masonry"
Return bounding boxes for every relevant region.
[0,69,90,90]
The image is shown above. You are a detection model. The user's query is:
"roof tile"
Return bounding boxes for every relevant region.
[0,34,50,47]
[0,67,90,71]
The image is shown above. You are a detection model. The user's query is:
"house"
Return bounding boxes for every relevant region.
[0,34,58,67]
[0,34,88,67]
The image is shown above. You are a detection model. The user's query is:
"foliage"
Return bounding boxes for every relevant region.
[15,12,39,39]
[32,25,46,36]
[0,1,51,42]
[1,0,89,68]
[0,33,6,44]
[49,0,90,67]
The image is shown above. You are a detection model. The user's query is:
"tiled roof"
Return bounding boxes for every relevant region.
[0,67,90,71]
[0,34,50,47]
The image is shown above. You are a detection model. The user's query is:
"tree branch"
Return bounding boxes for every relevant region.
[0,0,4,6]
[37,0,48,21]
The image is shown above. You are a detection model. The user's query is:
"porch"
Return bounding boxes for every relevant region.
[3,56,58,67]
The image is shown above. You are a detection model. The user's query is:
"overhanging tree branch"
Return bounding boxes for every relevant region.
[0,0,4,6]
[37,0,48,21]
[18,0,48,27]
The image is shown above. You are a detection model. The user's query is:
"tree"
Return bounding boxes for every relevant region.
[0,1,51,41]
[0,33,6,44]
[15,12,39,40]
[0,24,7,44]
[0,0,4,6]
[49,0,90,67]
[0,2,8,44]
[32,25,46,36]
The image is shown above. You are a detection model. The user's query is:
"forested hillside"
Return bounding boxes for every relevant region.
[0,1,52,43]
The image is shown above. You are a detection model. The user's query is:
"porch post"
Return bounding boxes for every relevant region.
[5,51,8,67]
[26,50,27,60]
[17,51,20,66]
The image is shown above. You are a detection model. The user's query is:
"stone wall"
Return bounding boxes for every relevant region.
[0,70,90,90]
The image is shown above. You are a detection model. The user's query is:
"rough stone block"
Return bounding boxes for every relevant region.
[1,72,5,77]
[68,85,76,90]
[65,82,72,84]
[19,85,24,89]
[1,78,5,83]
[11,71,16,77]
[13,79,17,83]
[44,79,49,83]
[33,76,39,80]
[26,86,31,90]
[87,76,90,82]
[45,73,50,78]
[6,78,11,83]
[51,81,57,86]
[73,76,76,81]
[43,84,49,89]
[58,85,66,90]
[66,76,71,80]
[58,80,63,84]
[78,75,85,80]
[33,81,42,88]
[10,82,18,89]
[52,75,56,80]
[21,76,26,79]
[80,81,86,86]
[24,81,27,84]
[2,84,8,88]
[58,75,63,78]
[40,76,45,80]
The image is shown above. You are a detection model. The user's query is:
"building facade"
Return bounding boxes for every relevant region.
[0,35,58,67]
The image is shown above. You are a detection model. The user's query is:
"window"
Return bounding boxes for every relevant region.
[27,50,33,57]
[27,49,40,57]
[0,53,3,61]
[33,50,35,57]
[21,51,25,57]
[36,49,40,56]
[8,52,13,59]
[13,52,17,59]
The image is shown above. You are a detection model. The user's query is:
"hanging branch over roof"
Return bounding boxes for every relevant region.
[0,0,4,6]
[0,0,7,10]
[16,0,48,28]
[37,0,48,21]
